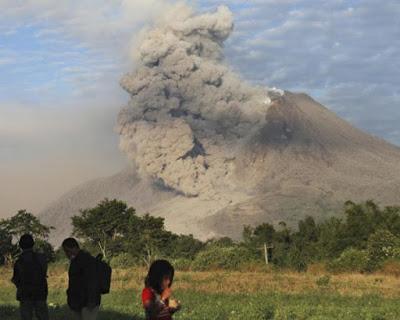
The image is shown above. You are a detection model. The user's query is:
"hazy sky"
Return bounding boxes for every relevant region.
[0,0,399,217]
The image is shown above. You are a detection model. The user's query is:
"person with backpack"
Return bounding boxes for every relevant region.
[12,234,49,320]
[62,237,102,320]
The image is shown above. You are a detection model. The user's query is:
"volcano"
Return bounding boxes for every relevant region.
[39,5,400,245]
[40,91,400,245]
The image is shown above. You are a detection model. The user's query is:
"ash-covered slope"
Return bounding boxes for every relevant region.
[39,5,400,244]
[40,91,400,244]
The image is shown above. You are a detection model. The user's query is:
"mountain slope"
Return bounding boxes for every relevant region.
[40,92,400,245]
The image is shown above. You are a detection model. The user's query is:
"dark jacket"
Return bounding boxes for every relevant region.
[12,249,48,301]
[67,250,101,311]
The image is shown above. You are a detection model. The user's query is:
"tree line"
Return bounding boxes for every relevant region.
[1,199,400,272]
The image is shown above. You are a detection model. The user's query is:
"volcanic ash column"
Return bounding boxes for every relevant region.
[117,5,282,199]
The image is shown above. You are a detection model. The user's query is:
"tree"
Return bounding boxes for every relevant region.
[0,210,54,264]
[316,217,344,259]
[0,210,52,239]
[0,227,13,265]
[123,213,175,266]
[72,199,134,259]
[168,234,204,260]
[367,229,400,270]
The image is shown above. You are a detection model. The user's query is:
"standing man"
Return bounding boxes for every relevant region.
[62,237,101,320]
[12,234,49,320]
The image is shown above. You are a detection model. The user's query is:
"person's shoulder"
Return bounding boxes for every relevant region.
[142,287,154,301]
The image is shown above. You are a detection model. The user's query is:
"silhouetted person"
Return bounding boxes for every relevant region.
[62,237,101,320]
[12,234,49,320]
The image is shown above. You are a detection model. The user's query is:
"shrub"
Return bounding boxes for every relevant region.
[172,258,193,271]
[327,248,369,273]
[286,247,308,272]
[259,304,275,320]
[367,229,400,270]
[192,246,256,271]
[110,253,137,269]
[316,275,331,288]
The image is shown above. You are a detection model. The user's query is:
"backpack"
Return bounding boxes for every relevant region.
[95,254,112,294]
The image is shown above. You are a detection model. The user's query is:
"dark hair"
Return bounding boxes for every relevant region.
[19,234,34,250]
[145,259,174,294]
[62,237,80,249]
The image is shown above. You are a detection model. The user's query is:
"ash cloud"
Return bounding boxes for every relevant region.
[118,5,281,198]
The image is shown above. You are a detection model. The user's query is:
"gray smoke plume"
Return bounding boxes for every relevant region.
[118,4,282,198]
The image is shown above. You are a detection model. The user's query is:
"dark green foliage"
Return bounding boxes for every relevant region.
[110,253,137,269]
[192,245,257,270]
[6,199,400,273]
[366,229,400,271]
[72,199,134,259]
[71,199,203,266]
[0,209,53,239]
[316,275,331,288]
[168,234,204,259]
[241,201,400,272]
[327,248,370,273]
[0,227,13,265]
[0,210,54,264]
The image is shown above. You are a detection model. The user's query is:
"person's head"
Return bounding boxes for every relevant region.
[145,259,174,294]
[19,234,34,250]
[62,237,80,260]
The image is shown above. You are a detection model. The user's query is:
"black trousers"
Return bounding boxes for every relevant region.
[20,300,49,320]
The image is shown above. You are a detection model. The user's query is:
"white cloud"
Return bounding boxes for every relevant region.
[0,0,172,58]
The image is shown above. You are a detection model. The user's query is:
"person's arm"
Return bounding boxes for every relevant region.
[38,253,48,277]
[42,255,48,276]
[11,261,20,287]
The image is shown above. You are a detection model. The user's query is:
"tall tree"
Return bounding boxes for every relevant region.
[0,210,52,239]
[0,210,54,264]
[0,227,14,265]
[72,199,134,259]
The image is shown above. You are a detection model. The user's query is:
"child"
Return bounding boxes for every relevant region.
[142,260,181,320]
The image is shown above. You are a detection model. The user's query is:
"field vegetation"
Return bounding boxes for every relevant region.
[1,200,400,318]
[1,263,400,319]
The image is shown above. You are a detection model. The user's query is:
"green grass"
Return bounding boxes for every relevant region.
[2,265,400,319]
[1,287,399,320]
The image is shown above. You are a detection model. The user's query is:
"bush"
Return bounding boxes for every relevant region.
[192,246,256,271]
[172,258,193,271]
[286,247,308,272]
[327,248,369,273]
[367,229,400,270]
[110,253,137,269]
[316,275,331,288]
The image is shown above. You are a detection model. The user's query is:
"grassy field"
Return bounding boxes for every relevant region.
[1,265,400,319]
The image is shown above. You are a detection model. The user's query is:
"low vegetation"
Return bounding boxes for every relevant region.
[1,264,400,319]
[2,200,400,273]
[1,200,400,318]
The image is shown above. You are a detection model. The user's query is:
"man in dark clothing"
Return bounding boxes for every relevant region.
[62,237,101,320]
[12,234,49,320]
